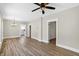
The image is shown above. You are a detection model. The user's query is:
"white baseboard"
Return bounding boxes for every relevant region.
[31,37,42,42]
[42,40,49,43]
[3,36,20,39]
[31,37,49,43]
[57,44,79,53]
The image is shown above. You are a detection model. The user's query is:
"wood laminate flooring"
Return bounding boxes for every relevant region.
[0,37,79,56]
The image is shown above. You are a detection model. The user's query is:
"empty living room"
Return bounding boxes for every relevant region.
[0,1,79,58]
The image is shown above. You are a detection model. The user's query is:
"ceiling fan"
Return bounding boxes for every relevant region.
[32,3,56,14]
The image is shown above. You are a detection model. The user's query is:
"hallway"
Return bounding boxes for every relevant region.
[0,37,79,56]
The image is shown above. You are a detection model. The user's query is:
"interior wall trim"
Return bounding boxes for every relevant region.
[3,36,20,39]
[31,37,49,43]
[57,44,79,53]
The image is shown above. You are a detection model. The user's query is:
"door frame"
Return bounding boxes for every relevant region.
[29,25,31,38]
[47,18,58,44]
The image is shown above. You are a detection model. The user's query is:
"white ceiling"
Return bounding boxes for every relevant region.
[0,3,79,22]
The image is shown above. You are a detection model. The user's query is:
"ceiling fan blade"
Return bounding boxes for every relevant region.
[46,6,55,9]
[32,7,40,12]
[42,10,45,14]
[34,3,40,6]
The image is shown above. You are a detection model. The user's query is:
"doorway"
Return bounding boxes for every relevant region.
[29,25,31,38]
[20,24,26,37]
[48,21,56,45]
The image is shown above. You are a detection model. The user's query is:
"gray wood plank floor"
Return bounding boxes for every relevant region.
[0,37,79,56]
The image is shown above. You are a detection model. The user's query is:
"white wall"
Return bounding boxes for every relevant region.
[3,19,27,38]
[28,5,79,52]
[0,15,3,45]
[48,22,56,40]
[43,5,79,52]
[27,19,41,41]
[0,17,1,48]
